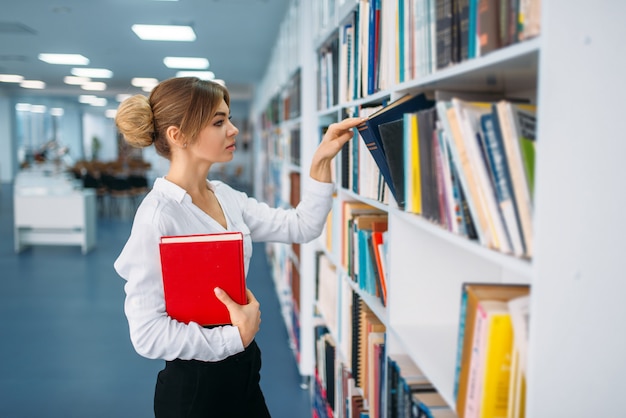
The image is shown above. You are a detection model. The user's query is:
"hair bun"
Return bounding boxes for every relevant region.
[115,94,155,148]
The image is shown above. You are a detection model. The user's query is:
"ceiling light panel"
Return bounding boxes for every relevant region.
[131,77,159,87]
[38,53,89,65]
[71,68,113,78]
[175,71,215,80]
[81,81,107,91]
[0,74,24,83]
[163,57,209,69]
[132,24,196,41]
[21,80,46,89]
[64,76,91,85]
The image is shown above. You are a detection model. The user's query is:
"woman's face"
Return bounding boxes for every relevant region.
[190,99,239,163]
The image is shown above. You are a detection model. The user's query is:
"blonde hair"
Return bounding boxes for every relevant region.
[115,77,230,159]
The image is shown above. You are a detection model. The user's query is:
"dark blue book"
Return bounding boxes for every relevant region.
[356,93,435,205]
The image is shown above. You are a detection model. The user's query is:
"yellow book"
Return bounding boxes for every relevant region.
[480,308,514,418]
[408,112,422,214]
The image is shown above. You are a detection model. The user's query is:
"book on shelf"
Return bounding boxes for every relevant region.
[453,283,530,418]
[316,252,338,338]
[357,104,386,201]
[341,201,386,271]
[434,96,536,256]
[412,390,457,418]
[351,213,388,304]
[159,231,246,326]
[495,101,536,257]
[416,107,441,224]
[356,93,436,207]
[506,295,530,418]
[387,353,435,418]
[367,331,386,418]
[358,303,385,404]
[450,98,512,254]
[378,118,406,209]
[480,109,525,257]
[313,326,335,418]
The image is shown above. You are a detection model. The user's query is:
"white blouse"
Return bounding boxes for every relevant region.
[114,176,334,362]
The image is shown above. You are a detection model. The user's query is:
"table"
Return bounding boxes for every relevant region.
[13,169,97,254]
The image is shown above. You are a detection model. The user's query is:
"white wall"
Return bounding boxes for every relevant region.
[82,112,117,162]
[0,94,14,182]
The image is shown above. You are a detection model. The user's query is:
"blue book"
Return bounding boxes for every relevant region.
[356,93,435,204]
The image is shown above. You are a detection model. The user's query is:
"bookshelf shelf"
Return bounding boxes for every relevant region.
[392,209,533,281]
[399,37,540,93]
[389,323,459,407]
[253,1,626,417]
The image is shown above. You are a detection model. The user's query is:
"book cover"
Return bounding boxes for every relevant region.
[451,98,512,254]
[480,304,514,418]
[480,111,525,257]
[417,107,440,223]
[159,231,246,326]
[496,101,534,257]
[404,112,422,214]
[454,283,530,418]
[377,118,406,209]
[356,93,436,205]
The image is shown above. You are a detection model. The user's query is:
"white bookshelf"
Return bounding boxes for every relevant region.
[254,0,626,416]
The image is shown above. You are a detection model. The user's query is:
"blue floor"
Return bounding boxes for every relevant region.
[0,183,311,417]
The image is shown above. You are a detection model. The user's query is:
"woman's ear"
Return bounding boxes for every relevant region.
[166,126,186,149]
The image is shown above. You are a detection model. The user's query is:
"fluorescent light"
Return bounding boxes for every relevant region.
[176,71,215,80]
[105,109,117,118]
[64,76,91,85]
[50,108,65,116]
[79,95,98,104]
[132,24,196,41]
[16,103,32,112]
[71,68,113,78]
[131,77,159,88]
[31,105,47,113]
[21,80,46,89]
[81,81,107,91]
[164,57,209,69]
[38,53,89,65]
[0,74,24,83]
[78,95,107,106]
[89,98,108,107]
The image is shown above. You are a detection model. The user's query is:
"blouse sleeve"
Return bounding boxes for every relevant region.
[241,176,335,243]
[113,205,244,362]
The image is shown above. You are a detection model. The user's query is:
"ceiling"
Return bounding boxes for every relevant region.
[0,0,291,108]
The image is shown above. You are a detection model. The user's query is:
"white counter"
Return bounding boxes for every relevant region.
[13,169,97,254]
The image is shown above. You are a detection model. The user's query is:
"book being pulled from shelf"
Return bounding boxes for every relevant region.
[159,231,247,326]
[356,93,436,209]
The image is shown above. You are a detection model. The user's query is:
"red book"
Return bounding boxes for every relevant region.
[159,231,246,326]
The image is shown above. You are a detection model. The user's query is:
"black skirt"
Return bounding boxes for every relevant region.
[154,340,271,418]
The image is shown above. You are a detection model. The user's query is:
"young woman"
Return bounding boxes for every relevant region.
[113,77,363,417]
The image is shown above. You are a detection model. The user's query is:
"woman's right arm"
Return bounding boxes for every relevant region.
[113,220,245,361]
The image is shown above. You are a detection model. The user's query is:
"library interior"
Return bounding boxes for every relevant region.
[1,1,625,417]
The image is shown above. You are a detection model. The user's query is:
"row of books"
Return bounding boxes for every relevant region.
[454,283,530,418]
[326,0,541,105]
[388,353,457,418]
[314,269,531,417]
[352,92,536,258]
[313,291,458,418]
[341,202,389,306]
